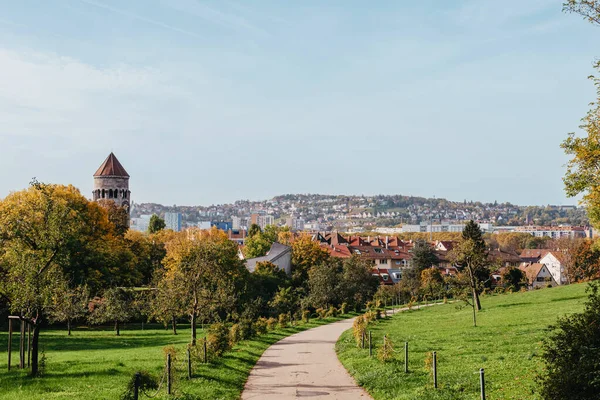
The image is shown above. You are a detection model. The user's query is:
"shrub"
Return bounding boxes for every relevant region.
[316,307,327,319]
[326,306,338,318]
[538,282,600,399]
[352,315,367,348]
[253,317,268,335]
[266,317,277,331]
[364,310,377,324]
[238,319,254,340]
[278,313,289,328]
[302,310,310,323]
[377,334,394,362]
[340,302,348,314]
[121,371,158,400]
[207,322,230,357]
[366,301,375,310]
[375,308,383,320]
[229,323,243,347]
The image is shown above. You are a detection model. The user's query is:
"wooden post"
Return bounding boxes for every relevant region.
[19,320,25,369]
[133,372,141,400]
[203,337,208,364]
[433,351,438,389]
[368,331,372,357]
[27,323,31,368]
[187,348,192,379]
[167,353,172,395]
[7,318,12,371]
[404,342,409,373]
[480,368,486,400]
[361,331,365,349]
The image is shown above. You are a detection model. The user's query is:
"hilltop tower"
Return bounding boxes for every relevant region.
[93,152,131,214]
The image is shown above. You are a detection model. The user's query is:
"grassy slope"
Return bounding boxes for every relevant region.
[336,284,589,400]
[0,315,353,400]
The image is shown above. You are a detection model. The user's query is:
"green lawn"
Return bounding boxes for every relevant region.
[0,315,354,400]
[336,284,589,400]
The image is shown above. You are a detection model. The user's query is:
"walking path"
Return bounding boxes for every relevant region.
[241,316,371,399]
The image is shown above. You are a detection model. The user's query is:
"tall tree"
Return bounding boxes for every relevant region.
[97,199,129,236]
[88,287,132,336]
[49,284,89,336]
[0,182,111,375]
[411,239,440,271]
[148,214,166,234]
[450,220,488,311]
[339,256,379,310]
[291,234,330,285]
[306,258,342,309]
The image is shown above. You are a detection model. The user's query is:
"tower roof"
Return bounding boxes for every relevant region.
[94,152,130,178]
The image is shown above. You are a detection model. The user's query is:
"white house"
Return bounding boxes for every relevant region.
[539,252,568,285]
[245,242,292,276]
[519,263,558,289]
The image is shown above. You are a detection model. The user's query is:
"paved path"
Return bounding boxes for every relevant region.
[241,317,372,400]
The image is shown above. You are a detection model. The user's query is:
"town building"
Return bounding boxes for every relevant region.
[402,222,493,233]
[519,263,558,289]
[165,212,182,232]
[130,214,152,232]
[513,225,590,239]
[245,242,292,275]
[539,252,568,285]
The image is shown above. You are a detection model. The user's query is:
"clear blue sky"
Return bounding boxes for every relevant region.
[0,0,597,206]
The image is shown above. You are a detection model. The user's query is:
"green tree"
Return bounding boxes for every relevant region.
[269,286,299,316]
[306,258,342,309]
[48,284,89,336]
[291,234,330,285]
[148,214,166,234]
[411,239,440,271]
[500,267,525,291]
[0,181,112,375]
[450,220,488,312]
[88,287,132,336]
[339,256,379,310]
[248,224,261,238]
[251,261,289,312]
[420,268,445,299]
[539,282,600,399]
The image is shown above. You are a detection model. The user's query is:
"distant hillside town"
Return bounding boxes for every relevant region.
[129,193,589,236]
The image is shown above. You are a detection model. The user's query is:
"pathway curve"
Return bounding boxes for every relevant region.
[241,317,371,400]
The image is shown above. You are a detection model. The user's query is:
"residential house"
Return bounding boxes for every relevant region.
[539,251,568,285]
[519,263,558,289]
[245,242,292,275]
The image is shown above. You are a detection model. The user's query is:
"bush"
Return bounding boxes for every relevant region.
[266,317,277,331]
[375,308,383,320]
[352,315,367,348]
[302,310,310,323]
[538,282,600,399]
[340,302,348,314]
[377,334,394,362]
[278,313,289,328]
[229,323,243,347]
[316,308,327,319]
[364,310,377,324]
[326,306,338,318]
[121,371,158,400]
[253,317,268,335]
[207,322,230,357]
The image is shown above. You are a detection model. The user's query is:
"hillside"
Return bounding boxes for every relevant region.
[336,284,589,400]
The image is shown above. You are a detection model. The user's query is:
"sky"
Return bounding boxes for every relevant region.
[0,0,598,206]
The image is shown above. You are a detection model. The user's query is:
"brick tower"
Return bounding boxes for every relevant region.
[92,152,131,214]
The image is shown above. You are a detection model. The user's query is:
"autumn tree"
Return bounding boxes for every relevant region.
[148,214,166,234]
[420,268,445,299]
[291,234,330,285]
[244,225,289,259]
[563,0,600,25]
[48,284,89,336]
[125,230,167,286]
[150,269,185,334]
[97,199,129,236]
[160,228,248,345]
[0,181,111,375]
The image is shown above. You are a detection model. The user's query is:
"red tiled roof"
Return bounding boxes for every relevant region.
[94,152,130,177]
[519,249,550,260]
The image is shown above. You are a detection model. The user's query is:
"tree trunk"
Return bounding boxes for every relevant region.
[172,316,177,335]
[67,320,72,336]
[115,320,120,336]
[31,323,40,376]
[467,265,482,311]
[190,313,197,345]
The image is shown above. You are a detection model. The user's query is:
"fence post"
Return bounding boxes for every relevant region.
[19,320,25,369]
[480,368,486,400]
[433,351,438,389]
[27,323,31,368]
[203,337,208,364]
[187,348,192,379]
[133,372,141,400]
[7,318,12,371]
[167,353,172,395]
[368,331,372,357]
[361,331,365,349]
[404,342,409,373]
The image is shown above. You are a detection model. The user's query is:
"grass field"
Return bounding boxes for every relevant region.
[0,315,354,400]
[336,283,589,400]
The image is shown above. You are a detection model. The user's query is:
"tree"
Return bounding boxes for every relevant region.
[563,0,600,25]
[150,269,185,334]
[539,282,600,399]
[148,214,166,234]
[161,228,247,345]
[250,261,289,313]
[306,258,341,309]
[48,284,89,336]
[291,234,330,285]
[97,199,129,236]
[0,181,111,375]
[125,230,167,286]
[420,268,444,299]
[339,256,379,310]
[88,287,132,336]
[500,267,525,291]
[411,239,440,271]
[248,224,261,238]
[269,286,300,316]
[570,240,600,282]
[450,221,488,312]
